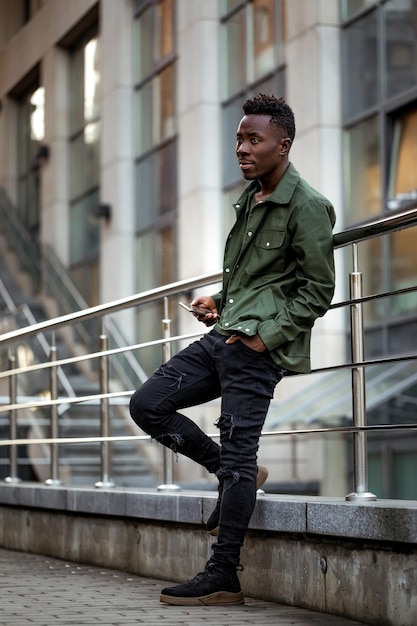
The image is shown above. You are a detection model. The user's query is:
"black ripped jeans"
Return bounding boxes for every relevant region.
[129,329,285,569]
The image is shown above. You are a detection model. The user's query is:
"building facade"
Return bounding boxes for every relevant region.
[0,0,416,496]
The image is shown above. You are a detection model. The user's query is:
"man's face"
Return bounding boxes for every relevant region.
[235,114,289,181]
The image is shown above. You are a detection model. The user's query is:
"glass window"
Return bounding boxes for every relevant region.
[133,0,177,297]
[342,9,378,120]
[389,226,417,317]
[135,156,155,231]
[387,107,417,210]
[220,0,244,15]
[134,80,154,156]
[135,226,175,293]
[222,99,246,187]
[16,84,44,234]
[156,64,176,142]
[252,0,281,81]
[68,31,100,305]
[133,5,153,83]
[221,1,284,198]
[157,141,177,215]
[70,191,100,265]
[393,451,417,499]
[157,0,174,61]
[344,116,381,224]
[340,0,377,20]
[384,0,417,99]
[221,6,247,99]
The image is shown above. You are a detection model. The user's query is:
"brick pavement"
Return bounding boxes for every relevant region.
[0,548,367,626]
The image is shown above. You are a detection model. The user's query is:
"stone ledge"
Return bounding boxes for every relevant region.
[1,483,416,544]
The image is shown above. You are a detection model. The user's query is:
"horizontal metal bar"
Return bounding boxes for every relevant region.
[1,422,417,448]
[0,390,134,414]
[0,272,223,346]
[0,352,416,413]
[332,206,417,248]
[0,331,204,380]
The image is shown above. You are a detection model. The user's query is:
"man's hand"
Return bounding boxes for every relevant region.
[190,296,219,327]
[225,333,267,352]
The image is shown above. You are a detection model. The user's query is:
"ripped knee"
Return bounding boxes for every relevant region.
[215,412,235,439]
[152,363,187,388]
[216,466,240,492]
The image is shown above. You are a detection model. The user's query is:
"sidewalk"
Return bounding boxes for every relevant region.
[0,547,368,626]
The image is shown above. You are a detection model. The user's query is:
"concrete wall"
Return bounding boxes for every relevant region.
[0,483,416,626]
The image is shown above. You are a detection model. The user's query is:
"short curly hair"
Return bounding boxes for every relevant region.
[242,93,296,142]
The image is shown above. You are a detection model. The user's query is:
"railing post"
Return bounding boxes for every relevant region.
[45,332,62,485]
[346,243,376,502]
[157,297,181,492]
[4,348,20,484]
[95,318,114,488]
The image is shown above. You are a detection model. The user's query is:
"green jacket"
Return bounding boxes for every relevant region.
[212,163,336,373]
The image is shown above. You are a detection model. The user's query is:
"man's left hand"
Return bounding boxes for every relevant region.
[225,333,267,352]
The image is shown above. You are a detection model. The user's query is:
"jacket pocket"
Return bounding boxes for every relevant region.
[246,230,286,275]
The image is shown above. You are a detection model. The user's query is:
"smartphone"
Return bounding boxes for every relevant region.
[178,301,208,317]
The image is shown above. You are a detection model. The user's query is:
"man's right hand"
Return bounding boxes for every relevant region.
[190,296,219,327]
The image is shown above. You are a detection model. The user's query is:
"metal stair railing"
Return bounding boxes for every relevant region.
[0,202,416,495]
[0,187,147,390]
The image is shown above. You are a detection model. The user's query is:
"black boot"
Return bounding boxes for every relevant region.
[206,465,269,536]
[160,561,244,606]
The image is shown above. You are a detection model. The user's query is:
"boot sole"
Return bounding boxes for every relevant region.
[207,465,269,537]
[160,590,244,606]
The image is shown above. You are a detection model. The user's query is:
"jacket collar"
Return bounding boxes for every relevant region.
[233,162,300,213]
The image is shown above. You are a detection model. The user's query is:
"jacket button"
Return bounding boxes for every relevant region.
[225,268,230,272]
[248,231,253,237]
[228,298,234,303]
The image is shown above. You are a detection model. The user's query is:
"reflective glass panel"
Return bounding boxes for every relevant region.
[384,0,417,99]
[69,191,99,265]
[84,38,100,122]
[343,10,378,119]
[70,45,85,133]
[135,156,156,231]
[252,0,280,80]
[389,226,417,317]
[221,0,244,15]
[156,64,176,142]
[340,0,376,20]
[134,5,153,82]
[222,98,244,187]
[157,140,177,215]
[221,7,246,99]
[387,107,417,210]
[344,116,381,224]
[134,80,154,156]
[157,0,174,61]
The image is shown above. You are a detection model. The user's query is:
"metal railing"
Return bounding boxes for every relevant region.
[1,207,417,498]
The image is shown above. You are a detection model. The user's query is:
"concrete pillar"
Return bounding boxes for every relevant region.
[285,0,345,372]
[41,47,70,265]
[99,0,135,335]
[176,0,223,279]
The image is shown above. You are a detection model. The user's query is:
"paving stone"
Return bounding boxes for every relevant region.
[0,548,366,626]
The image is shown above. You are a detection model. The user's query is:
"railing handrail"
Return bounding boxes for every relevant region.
[1,203,417,494]
[332,205,417,247]
[1,205,417,348]
[0,271,223,346]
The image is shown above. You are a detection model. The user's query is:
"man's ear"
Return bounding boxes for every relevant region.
[279,137,292,156]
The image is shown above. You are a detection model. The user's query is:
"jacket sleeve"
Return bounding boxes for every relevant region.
[257,199,335,351]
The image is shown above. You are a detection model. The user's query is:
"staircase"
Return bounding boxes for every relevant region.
[0,190,156,487]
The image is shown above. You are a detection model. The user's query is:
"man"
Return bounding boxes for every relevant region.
[129,94,335,606]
